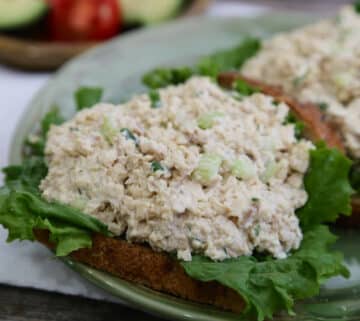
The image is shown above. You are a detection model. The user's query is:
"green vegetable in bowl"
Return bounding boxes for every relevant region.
[0,0,48,30]
[120,0,183,25]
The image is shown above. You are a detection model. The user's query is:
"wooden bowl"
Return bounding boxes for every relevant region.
[0,0,212,71]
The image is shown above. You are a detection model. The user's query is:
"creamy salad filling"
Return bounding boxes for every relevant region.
[242,5,360,158]
[41,77,312,261]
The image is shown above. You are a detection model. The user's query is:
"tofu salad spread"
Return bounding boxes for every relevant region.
[242,5,360,158]
[40,77,313,261]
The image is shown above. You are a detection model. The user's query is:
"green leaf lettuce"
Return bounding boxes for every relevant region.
[75,87,103,111]
[182,225,349,321]
[142,38,261,89]
[297,142,353,228]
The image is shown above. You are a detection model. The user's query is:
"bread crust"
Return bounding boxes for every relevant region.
[218,72,360,226]
[34,229,245,313]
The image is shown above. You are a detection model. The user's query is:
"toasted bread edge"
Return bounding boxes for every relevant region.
[34,229,245,314]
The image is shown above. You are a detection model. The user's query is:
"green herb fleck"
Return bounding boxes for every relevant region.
[75,87,103,111]
[254,224,261,237]
[284,112,305,139]
[272,99,280,106]
[120,128,139,146]
[151,161,164,172]
[292,71,308,87]
[251,197,259,203]
[317,102,329,111]
[149,90,161,109]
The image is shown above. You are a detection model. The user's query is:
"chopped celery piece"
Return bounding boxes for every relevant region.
[261,161,279,183]
[333,72,352,88]
[193,154,222,183]
[231,157,256,180]
[71,198,87,211]
[197,111,225,129]
[101,116,118,144]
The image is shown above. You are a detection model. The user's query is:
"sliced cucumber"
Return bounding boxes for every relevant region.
[0,0,48,30]
[120,0,183,25]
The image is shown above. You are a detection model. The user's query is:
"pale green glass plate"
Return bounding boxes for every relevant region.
[9,13,360,321]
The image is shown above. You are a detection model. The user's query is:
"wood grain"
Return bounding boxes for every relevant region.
[0,284,163,321]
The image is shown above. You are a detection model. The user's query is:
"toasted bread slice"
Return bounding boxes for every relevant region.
[34,229,245,313]
[218,72,360,224]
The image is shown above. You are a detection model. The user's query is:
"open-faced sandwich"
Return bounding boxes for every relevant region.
[0,72,354,320]
[239,4,360,222]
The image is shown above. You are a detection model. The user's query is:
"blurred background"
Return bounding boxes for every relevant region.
[0,0,354,70]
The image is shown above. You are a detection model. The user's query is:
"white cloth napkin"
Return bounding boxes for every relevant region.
[0,2,266,300]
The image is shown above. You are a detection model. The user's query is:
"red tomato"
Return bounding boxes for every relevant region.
[48,0,121,42]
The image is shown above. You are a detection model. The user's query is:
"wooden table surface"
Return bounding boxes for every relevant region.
[0,285,164,321]
[0,1,355,320]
